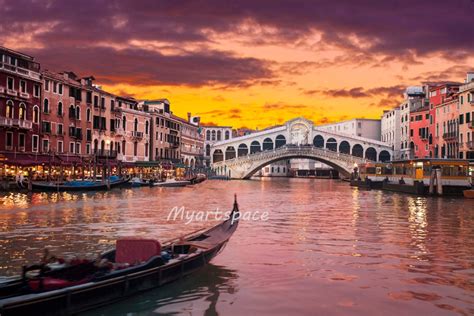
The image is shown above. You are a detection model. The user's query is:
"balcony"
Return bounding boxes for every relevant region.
[0,62,41,81]
[0,117,32,129]
[14,119,33,129]
[19,92,29,99]
[95,149,118,158]
[469,121,474,129]
[131,131,144,139]
[466,141,474,150]
[6,89,17,97]
[171,142,180,149]
[442,132,457,141]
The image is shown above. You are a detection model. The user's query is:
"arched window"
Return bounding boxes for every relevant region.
[206,144,211,156]
[33,105,39,123]
[18,103,26,120]
[262,138,274,151]
[211,130,216,141]
[6,100,13,118]
[43,98,49,113]
[217,130,222,141]
[122,116,126,130]
[86,108,91,122]
[134,118,138,132]
[145,121,149,134]
[76,106,80,120]
[275,135,286,148]
[58,102,63,116]
[206,130,211,141]
[225,130,230,140]
[213,149,224,163]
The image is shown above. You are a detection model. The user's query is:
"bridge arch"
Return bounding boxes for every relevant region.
[262,138,274,151]
[275,135,286,148]
[313,135,324,148]
[241,154,353,179]
[326,137,337,151]
[352,144,363,158]
[250,141,261,154]
[238,143,248,157]
[213,149,224,163]
[225,146,236,160]
[379,150,391,162]
[339,141,350,154]
[365,147,377,161]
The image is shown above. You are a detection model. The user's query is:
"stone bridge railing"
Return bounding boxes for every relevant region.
[212,145,370,178]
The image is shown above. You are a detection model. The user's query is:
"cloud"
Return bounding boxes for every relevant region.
[305,85,405,99]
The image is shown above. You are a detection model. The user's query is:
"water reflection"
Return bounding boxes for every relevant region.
[85,264,239,316]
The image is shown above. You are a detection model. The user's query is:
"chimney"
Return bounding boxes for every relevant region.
[187,112,191,122]
[466,72,474,83]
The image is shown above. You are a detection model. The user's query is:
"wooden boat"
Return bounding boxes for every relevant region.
[0,197,240,315]
[129,177,150,188]
[152,179,190,187]
[463,189,474,198]
[189,174,207,185]
[30,176,130,192]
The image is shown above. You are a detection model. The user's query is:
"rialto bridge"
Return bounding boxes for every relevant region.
[211,117,393,179]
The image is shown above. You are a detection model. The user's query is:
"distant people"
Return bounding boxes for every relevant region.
[399,177,405,185]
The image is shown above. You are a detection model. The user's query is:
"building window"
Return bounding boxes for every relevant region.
[18,133,25,151]
[101,97,105,109]
[5,132,13,150]
[76,106,80,120]
[86,108,91,122]
[7,77,14,90]
[43,99,49,113]
[44,79,50,91]
[225,130,230,140]
[69,142,75,154]
[122,116,126,130]
[145,143,149,156]
[57,141,63,153]
[32,135,39,152]
[57,102,63,116]
[19,103,26,120]
[20,80,26,93]
[58,83,63,95]
[93,95,98,107]
[75,143,81,154]
[32,105,39,123]
[86,143,91,155]
[33,84,40,97]
[145,121,149,134]
[42,139,49,153]
[6,100,13,118]
[133,142,138,156]
[53,82,57,93]
[57,123,63,135]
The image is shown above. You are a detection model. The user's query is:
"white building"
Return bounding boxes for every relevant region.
[203,125,233,166]
[381,107,401,158]
[260,160,290,177]
[318,118,381,140]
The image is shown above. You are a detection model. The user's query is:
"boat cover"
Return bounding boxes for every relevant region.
[115,238,161,264]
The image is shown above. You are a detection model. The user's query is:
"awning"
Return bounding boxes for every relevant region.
[134,161,162,167]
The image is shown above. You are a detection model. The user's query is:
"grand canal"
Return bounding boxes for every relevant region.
[0,179,473,315]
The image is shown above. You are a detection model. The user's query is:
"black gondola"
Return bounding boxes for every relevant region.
[0,196,240,316]
[29,177,130,192]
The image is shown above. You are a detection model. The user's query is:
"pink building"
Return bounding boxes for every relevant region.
[458,73,474,159]
[409,106,430,158]
[428,83,461,157]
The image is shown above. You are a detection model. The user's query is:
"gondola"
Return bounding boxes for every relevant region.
[29,176,130,192]
[0,196,240,316]
[152,179,190,187]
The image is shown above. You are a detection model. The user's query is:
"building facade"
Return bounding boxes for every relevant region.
[409,106,430,158]
[318,119,381,140]
[0,47,42,158]
[203,125,233,166]
[381,107,401,157]
[177,113,204,168]
[458,73,474,159]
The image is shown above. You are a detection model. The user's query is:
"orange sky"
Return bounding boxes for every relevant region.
[2,1,473,129]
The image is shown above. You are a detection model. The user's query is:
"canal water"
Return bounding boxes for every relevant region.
[0,179,473,315]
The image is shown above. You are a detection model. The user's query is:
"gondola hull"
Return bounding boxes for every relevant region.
[0,199,239,315]
[30,178,130,192]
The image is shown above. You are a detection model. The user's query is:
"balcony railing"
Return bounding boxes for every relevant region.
[0,117,32,129]
[442,132,457,141]
[171,142,180,149]
[95,149,118,158]
[6,89,17,97]
[0,62,41,81]
[131,131,144,139]
[466,141,474,150]
[19,92,29,99]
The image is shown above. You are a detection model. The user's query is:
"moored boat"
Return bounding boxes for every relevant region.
[30,176,130,192]
[153,179,190,187]
[463,189,474,198]
[0,197,240,315]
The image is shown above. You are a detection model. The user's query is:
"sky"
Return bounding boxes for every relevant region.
[1,0,474,129]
